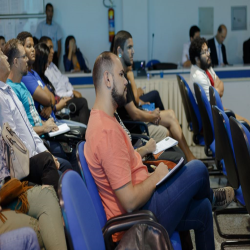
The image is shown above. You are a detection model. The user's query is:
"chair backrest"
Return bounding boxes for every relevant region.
[194,83,215,155]
[177,75,203,139]
[59,170,106,250]
[230,117,250,213]
[212,106,240,189]
[146,59,160,68]
[209,86,224,111]
[76,141,108,228]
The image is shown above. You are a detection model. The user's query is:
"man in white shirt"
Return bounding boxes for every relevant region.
[182,26,200,67]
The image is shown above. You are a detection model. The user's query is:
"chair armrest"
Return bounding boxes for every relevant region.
[224,109,236,119]
[123,120,149,136]
[103,219,169,250]
[102,210,157,232]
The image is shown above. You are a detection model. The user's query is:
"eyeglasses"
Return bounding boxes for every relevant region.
[16,54,27,59]
[200,48,211,56]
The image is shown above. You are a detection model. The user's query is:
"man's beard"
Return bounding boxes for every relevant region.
[124,56,132,67]
[21,69,28,76]
[111,81,127,108]
[200,56,212,71]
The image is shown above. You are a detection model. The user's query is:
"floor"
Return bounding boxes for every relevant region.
[189,146,250,249]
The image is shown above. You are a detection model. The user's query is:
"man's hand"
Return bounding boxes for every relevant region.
[73,90,82,98]
[40,106,52,119]
[137,87,144,97]
[145,138,156,154]
[154,162,169,180]
[151,108,161,125]
[43,118,58,133]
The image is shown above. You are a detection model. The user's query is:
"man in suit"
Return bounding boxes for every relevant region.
[208,25,228,66]
[243,38,250,64]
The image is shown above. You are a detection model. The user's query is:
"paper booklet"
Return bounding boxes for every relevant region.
[156,157,185,187]
[153,137,178,155]
[48,123,70,137]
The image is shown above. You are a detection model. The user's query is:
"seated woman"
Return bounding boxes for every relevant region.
[63,35,90,73]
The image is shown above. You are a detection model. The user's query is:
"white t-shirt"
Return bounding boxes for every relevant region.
[189,65,217,101]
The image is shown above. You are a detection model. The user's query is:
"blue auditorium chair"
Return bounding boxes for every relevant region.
[211,106,250,249]
[59,170,174,250]
[76,141,182,250]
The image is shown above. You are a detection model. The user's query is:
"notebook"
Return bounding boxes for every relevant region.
[48,123,70,137]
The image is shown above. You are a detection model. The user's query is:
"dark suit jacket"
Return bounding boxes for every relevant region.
[243,38,250,64]
[207,37,228,66]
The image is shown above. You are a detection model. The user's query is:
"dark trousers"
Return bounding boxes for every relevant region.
[67,97,90,125]
[24,152,60,192]
[141,160,215,250]
[140,90,165,110]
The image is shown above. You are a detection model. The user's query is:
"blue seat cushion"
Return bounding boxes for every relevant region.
[170,231,182,250]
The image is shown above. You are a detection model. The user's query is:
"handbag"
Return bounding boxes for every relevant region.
[2,122,29,180]
[0,178,32,223]
[115,222,173,250]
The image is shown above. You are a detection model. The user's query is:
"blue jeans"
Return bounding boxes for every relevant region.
[140,90,165,110]
[0,227,40,250]
[141,160,214,250]
[48,141,80,175]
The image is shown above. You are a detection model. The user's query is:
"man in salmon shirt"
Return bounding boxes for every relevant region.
[84,51,234,250]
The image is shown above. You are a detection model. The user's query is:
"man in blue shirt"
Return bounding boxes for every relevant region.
[35,3,62,67]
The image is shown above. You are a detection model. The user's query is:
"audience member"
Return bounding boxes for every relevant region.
[0,227,39,250]
[182,25,200,67]
[243,37,250,64]
[114,30,195,162]
[40,36,90,125]
[0,36,6,51]
[208,24,228,66]
[64,35,90,72]
[85,51,235,249]
[35,3,62,67]
[189,37,250,124]
[3,38,73,174]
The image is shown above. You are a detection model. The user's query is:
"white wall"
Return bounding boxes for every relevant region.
[45,0,250,71]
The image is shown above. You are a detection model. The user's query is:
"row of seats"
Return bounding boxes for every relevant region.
[177,75,250,249]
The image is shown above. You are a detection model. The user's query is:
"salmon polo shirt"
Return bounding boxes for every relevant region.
[84,109,149,241]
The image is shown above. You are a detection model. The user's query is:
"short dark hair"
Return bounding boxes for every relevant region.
[189,26,200,38]
[3,39,22,66]
[218,24,226,33]
[189,37,207,65]
[113,30,132,55]
[39,36,52,44]
[46,3,53,11]
[0,36,5,41]
[93,51,114,89]
[33,43,50,81]
[17,31,33,46]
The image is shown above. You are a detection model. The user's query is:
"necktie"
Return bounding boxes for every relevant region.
[218,44,223,65]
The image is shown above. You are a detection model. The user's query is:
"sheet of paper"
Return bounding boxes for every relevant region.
[156,157,184,186]
[48,123,70,137]
[153,137,178,155]
[0,0,9,14]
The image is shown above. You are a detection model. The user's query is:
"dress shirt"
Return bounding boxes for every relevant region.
[45,62,74,97]
[35,20,62,52]
[182,41,191,65]
[0,126,9,183]
[214,37,224,65]
[0,81,47,158]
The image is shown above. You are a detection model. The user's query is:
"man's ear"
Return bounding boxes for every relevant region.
[104,71,112,89]
[117,46,123,58]
[195,57,200,64]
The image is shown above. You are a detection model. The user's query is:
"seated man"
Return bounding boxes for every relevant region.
[189,37,250,124]
[182,25,200,67]
[85,51,234,249]
[114,30,195,162]
[3,38,73,174]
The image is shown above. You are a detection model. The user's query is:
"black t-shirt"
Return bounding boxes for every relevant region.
[117,74,137,121]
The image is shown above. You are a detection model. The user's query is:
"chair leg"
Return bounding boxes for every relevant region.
[214,207,250,239]
[221,240,250,250]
